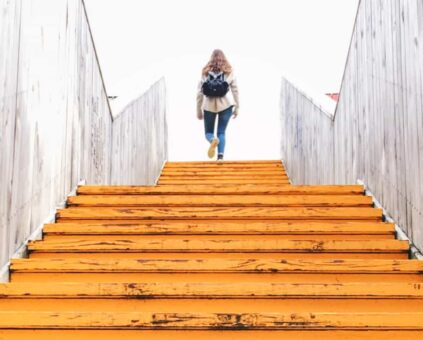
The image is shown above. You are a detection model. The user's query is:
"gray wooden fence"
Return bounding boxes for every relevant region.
[280,0,423,251]
[0,0,167,274]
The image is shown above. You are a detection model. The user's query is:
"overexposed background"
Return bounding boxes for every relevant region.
[84,0,359,161]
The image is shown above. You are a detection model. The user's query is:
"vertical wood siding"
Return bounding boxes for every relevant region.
[0,0,167,271]
[111,79,168,185]
[280,0,423,251]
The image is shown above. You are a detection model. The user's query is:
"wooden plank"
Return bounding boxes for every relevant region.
[55,207,383,221]
[43,221,395,236]
[0,0,166,273]
[157,179,291,185]
[161,169,287,177]
[280,0,423,253]
[77,185,365,195]
[1,282,423,299]
[26,239,408,253]
[0,311,422,329]
[165,160,283,165]
[1,330,422,340]
[11,258,423,273]
[111,78,167,186]
[67,195,373,207]
[158,177,290,181]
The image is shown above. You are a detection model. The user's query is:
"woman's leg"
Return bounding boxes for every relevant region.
[216,106,233,155]
[203,110,217,143]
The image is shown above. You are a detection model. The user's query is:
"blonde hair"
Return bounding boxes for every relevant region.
[202,49,232,76]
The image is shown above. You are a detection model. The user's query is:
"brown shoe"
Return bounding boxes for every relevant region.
[208,138,219,158]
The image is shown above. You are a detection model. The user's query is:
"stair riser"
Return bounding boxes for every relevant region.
[67,195,373,207]
[1,298,423,312]
[27,253,409,260]
[77,185,364,195]
[11,273,423,283]
[42,235,395,241]
[1,330,422,340]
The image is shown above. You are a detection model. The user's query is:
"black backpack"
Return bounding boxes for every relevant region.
[201,72,229,97]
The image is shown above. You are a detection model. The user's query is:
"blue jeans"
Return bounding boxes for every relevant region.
[204,106,233,155]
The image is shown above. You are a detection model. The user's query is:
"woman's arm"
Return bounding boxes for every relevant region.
[230,76,239,117]
[196,80,204,119]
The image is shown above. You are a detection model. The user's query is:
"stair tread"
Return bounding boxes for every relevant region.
[0,311,422,329]
[67,195,373,207]
[2,160,417,335]
[1,282,423,298]
[77,185,365,195]
[11,258,423,273]
[157,180,291,185]
[27,239,407,253]
[56,207,383,220]
[43,221,395,235]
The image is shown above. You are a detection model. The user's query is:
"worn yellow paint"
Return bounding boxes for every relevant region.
[11,258,423,273]
[0,311,423,329]
[77,185,365,195]
[67,195,373,207]
[43,221,395,236]
[1,282,423,299]
[0,160,420,335]
[55,207,383,221]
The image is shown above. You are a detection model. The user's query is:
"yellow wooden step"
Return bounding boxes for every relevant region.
[0,311,422,330]
[1,330,422,340]
[159,173,288,178]
[11,258,423,274]
[55,207,383,221]
[12,272,423,284]
[67,195,373,207]
[1,282,423,299]
[158,178,290,186]
[160,171,287,176]
[2,297,423,313]
[157,179,291,185]
[41,234,394,242]
[77,185,365,195]
[164,160,283,166]
[166,160,283,164]
[42,221,395,236]
[27,239,408,253]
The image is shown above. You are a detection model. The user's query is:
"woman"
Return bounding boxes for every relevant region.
[197,49,239,160]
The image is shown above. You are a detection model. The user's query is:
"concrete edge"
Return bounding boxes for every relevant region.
[357,179,423,260]
[280,159,292,185]
[154,159,168,186]
[0,179,86,283]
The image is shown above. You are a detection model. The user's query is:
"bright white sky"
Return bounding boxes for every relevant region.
[85,0,359,161]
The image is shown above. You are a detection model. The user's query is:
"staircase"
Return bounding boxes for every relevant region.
[1,160,423,339]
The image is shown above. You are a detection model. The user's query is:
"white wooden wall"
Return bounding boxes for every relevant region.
[0,0,167,271]
[281,0,423,251]
[112,79,168,185]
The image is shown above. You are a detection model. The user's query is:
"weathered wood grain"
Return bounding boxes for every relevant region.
[157,179,290,185]
[1,282,423,299]
[56,207,382,221]
[165,160,283,166]
[0,311,423,329]
[77,184,365,195]
[42,221,395,236]
[0,331,422,340]
[67,195,373,207]
[11,258,423,273]
[111,78,167,185]
[159,177,290,182]
[26,239,408,253]
[55,207,383,221]
[0,0,167,271]
[160,171,287,176]
[280,0,423,252]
